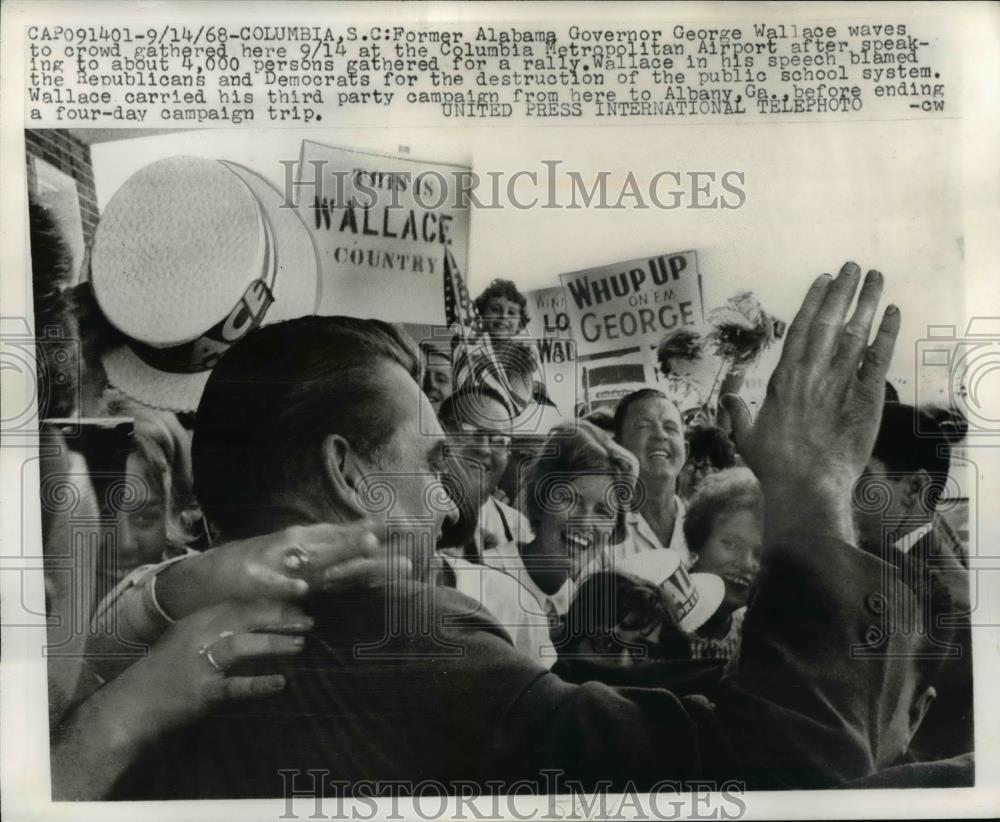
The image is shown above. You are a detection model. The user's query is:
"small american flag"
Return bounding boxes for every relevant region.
[452,333,528,420]
[443,247,474,329]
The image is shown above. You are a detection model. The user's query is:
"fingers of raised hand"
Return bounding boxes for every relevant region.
[778,262,894,388]
[777,272,834,364]
[858,304,901,390]
[805,261,863,361]
[832,269,884,370]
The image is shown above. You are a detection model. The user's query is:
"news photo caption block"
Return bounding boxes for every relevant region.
[25,20,955,127]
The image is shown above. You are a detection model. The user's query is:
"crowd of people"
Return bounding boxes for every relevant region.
[29,196,974,801]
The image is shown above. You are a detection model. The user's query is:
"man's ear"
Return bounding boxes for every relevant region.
[903,468,932,512]
[909,685,937,741]
[320,433,368,518]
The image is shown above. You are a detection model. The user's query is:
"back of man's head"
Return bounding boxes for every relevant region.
[193,316,418,538]
[582,406,615,433]
[872,403,958,512]
[685,425,737,470]
[656,329,702,376]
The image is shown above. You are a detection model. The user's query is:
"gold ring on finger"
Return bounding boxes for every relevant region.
[284,543,310,572]
[198,642,225,673]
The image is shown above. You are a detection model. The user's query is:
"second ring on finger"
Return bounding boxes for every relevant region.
[283,543,310,573]
[198,630,238,674]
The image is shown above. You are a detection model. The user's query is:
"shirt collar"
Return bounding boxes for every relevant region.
[893,522,934,555]
[504,549,575,617]
[528,569,575,617]
[627,496,691,565]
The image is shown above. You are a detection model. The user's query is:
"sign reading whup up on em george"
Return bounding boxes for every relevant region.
[559,250,704,359]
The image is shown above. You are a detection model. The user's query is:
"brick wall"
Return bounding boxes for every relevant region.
[25,129,99,244]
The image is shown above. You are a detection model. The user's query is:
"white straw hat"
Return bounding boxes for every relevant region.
[614,548,725,633]
[90,156,321,412]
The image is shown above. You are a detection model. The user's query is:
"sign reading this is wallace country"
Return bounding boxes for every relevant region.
[559,251,704,359]
[298,140,470,323]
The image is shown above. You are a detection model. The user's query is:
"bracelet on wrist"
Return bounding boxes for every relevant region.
[148,572,176,625]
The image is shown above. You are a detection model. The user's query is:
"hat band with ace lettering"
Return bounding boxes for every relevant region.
[90,156,320,412]
[126,207,277,374]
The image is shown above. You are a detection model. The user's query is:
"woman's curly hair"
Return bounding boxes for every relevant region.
[520,420,639,543]
[473,279,529,331]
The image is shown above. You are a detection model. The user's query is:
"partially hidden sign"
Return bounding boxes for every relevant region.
[299,140,470,323]
[581,351,660,413]
[524,286,577,415]
[559,251,704,359]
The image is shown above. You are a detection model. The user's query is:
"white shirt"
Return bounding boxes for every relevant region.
[476,498,533,554]
[614,496,692,569]
[480,545,576,625]
[442,554,557,668]
[893,522,935,555]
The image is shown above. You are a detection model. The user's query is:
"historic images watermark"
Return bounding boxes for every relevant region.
[277,770,748,821]
[280,159,748,212]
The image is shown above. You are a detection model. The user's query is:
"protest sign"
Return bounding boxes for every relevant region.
[559,250,704,359]
[580,351,661,413]
[524,285,577,415]
[299,140,470,323]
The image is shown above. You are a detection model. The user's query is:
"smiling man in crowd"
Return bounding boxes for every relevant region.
[613,388,693,566]
[109,265,942,798]
[420,342,454,412]
[437,384,531,558]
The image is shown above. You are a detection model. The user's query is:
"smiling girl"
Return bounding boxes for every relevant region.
[683,467,764,661]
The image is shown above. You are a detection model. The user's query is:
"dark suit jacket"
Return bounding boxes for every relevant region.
[903,529,974,762]
[552,657,726,695]
[111,536,925,798]
[839,752,974,788]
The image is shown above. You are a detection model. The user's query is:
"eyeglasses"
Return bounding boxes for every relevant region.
[455,425,512,449]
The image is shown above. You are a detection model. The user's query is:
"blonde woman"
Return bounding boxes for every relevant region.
[481,420,639,622]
